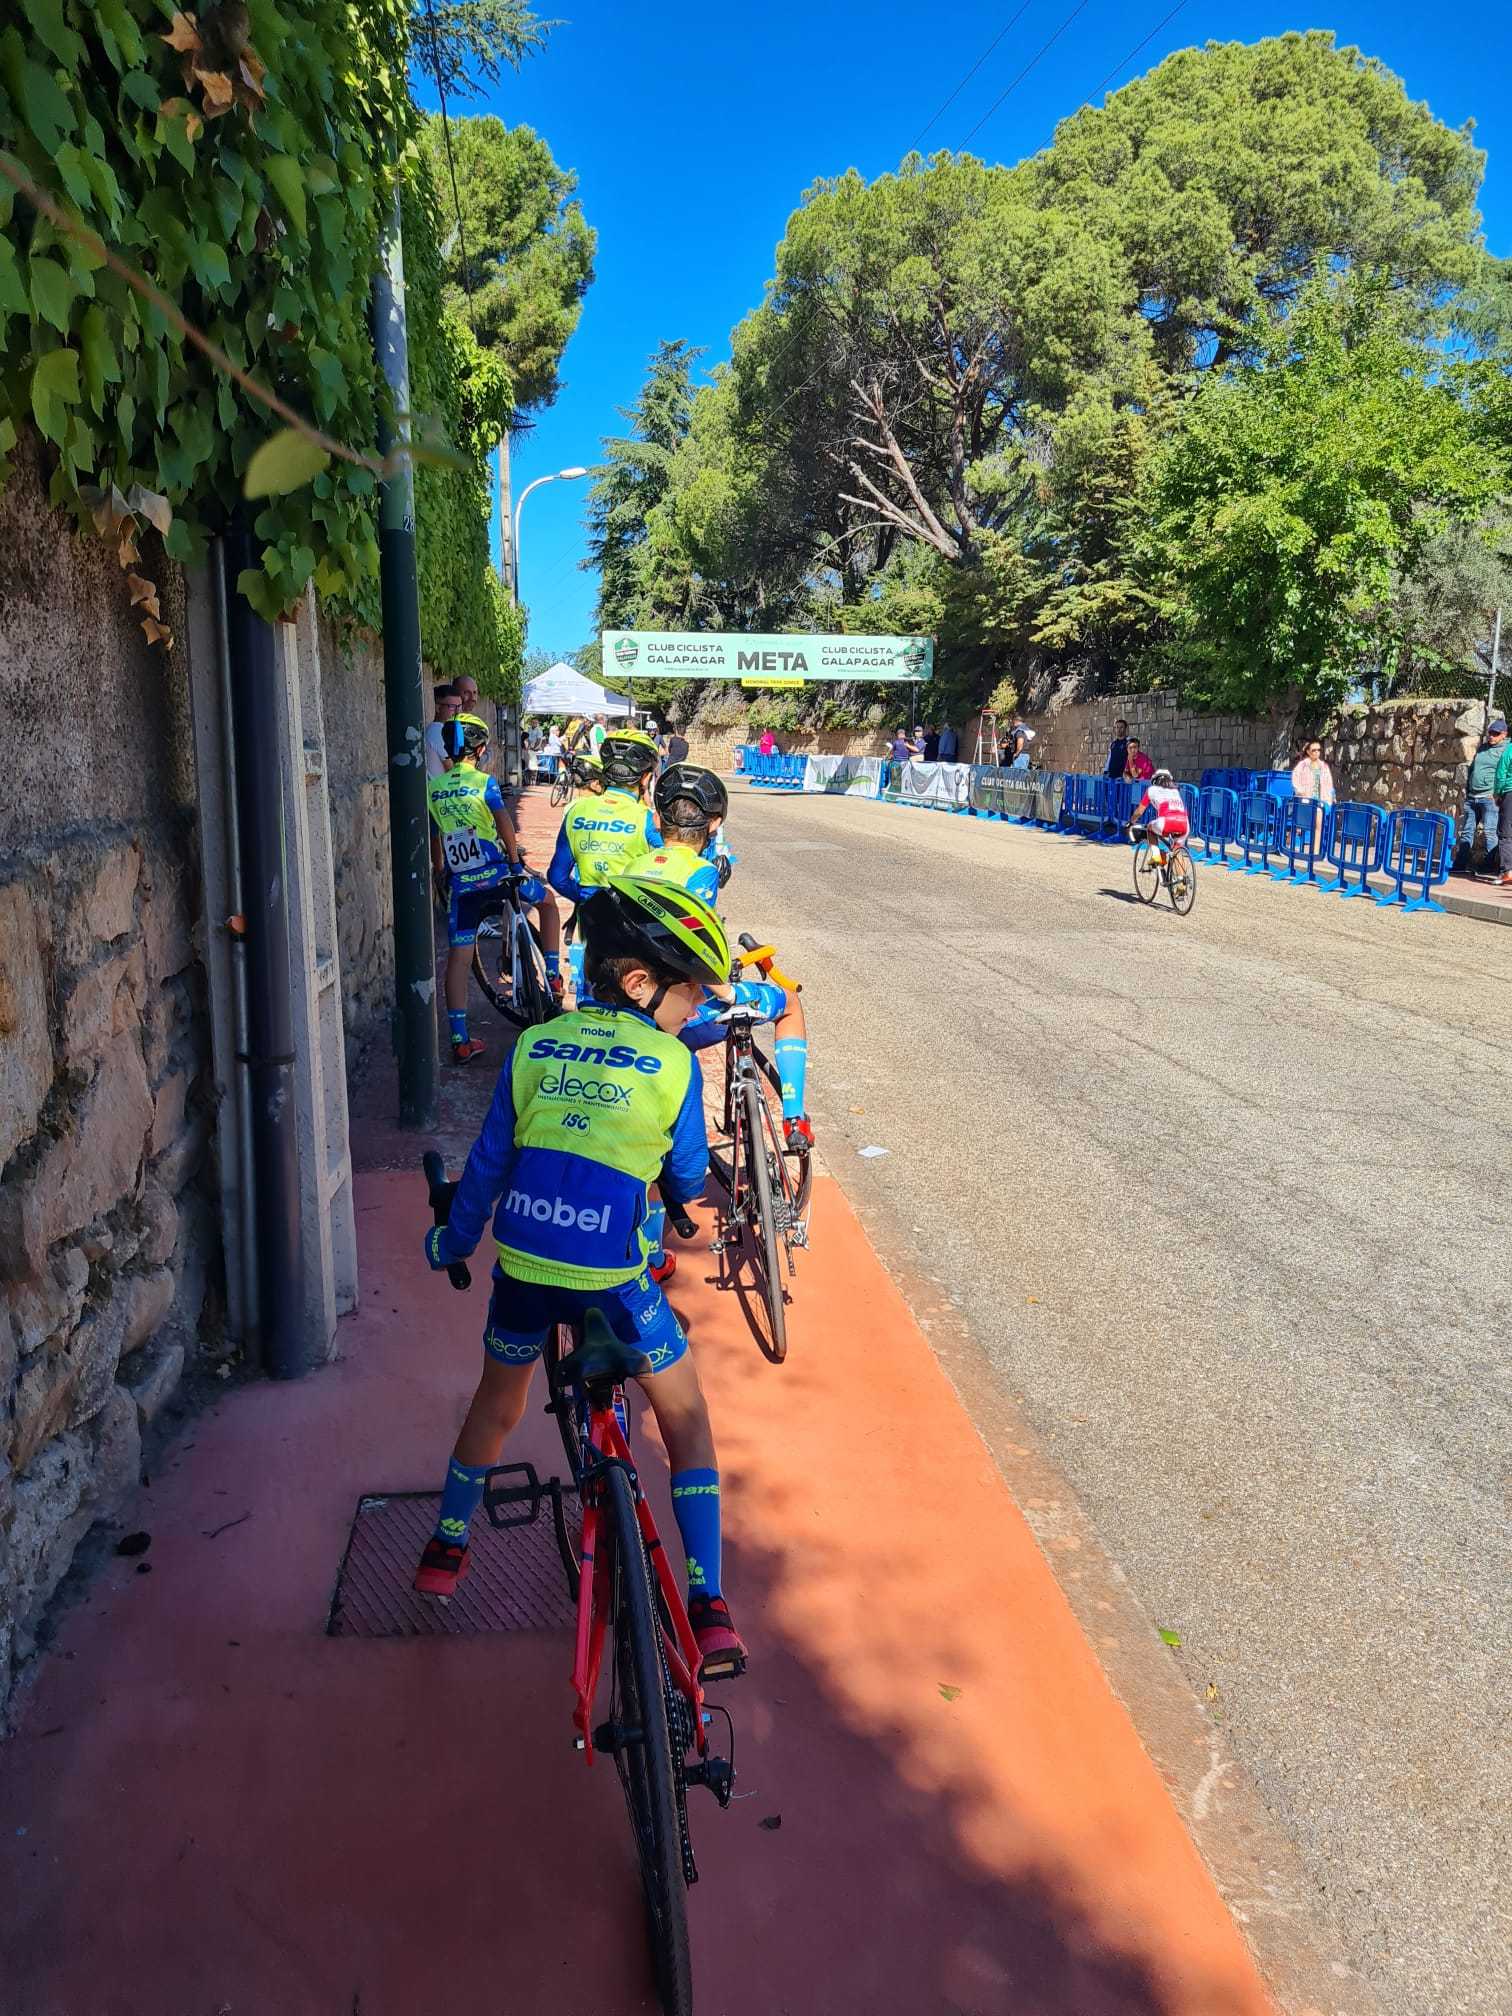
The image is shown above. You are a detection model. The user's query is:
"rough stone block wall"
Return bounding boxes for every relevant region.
[317,618,393,1067]
[1022,690,1282,778]
[1328,699,1486,813]
[1,449,216,1722]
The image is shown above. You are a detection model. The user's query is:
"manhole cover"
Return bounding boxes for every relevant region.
[327,1489,578,1637]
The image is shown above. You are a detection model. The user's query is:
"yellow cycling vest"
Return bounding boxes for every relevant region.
[427,763,508,884]
[563,788,652,888]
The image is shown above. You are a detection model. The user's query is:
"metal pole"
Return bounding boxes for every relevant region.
[498,435,515,596]
[1489,607,1501,716]
[372,193,440,1131]
[223,516,307,1379]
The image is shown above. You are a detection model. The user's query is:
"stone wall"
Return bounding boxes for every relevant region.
[318,617,393,1067]
[1327,699,1486,813]
[1018,690,1281,779]
[0,449,217,1722]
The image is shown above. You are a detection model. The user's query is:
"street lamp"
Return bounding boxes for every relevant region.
[511,465,590,601]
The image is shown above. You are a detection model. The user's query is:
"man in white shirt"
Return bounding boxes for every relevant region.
[425,682,461,779]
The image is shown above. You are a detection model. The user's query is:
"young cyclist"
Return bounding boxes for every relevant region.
[1130,766,1190,851]
[428,714,562,1063]
[417,875,746,1679]
[547,728,661,909]
[640,764,728,907]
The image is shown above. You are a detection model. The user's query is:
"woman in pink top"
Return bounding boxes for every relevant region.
[1290,739,1335,804]
[758,728,777,757]
[1124,736,1154,783]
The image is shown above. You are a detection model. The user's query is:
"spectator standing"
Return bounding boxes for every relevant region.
[543,722,564,777]
[1457,716,1506,874]
[425,681,461,779]
[666,727,690,764]
[1124,736,1154,784]
[1105,717,1130,779]
[1004,719,1036,771]
[922,725,941,762]
[590,712,608,755]
[759,727,778,757]
[1495,728,1512,887]
[938,722,958,762]
[1290,737,1335,846]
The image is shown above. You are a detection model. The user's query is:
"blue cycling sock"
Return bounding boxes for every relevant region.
[544,948,560,977]
[644,1199,666,1268]
[434,1457,489,1547]
[670,1468,721,1599]
[774,1037,807,1122]
[448,1008,469,1047]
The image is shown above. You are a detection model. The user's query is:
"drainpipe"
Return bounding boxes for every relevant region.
[224,514,307,1379]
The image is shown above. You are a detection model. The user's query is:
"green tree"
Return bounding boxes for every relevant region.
[422,113,595,415]
[411,1,552,99]
[1140,282,1503,722]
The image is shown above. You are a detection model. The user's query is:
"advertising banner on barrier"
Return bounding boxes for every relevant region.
[802,755,887,797]
[603,630,934,682]
[882,761,971,809]
[970,767,1063,823]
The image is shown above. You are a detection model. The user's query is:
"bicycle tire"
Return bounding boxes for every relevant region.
[544,1321,585,1483]
[550,771,570,809]
[742,1078,787,1364]
[1131,842,1160,905]
[607,1462,693,2016]
[510,914,553,1028]
[1167,845,1197,915]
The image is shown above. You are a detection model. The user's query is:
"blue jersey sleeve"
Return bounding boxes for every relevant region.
[644,810,661,848]
[685,860,719,906]
[548,821,583,904]
[484,774,506,813]
[659,1063,709,1208]
[441,1065,519,1259]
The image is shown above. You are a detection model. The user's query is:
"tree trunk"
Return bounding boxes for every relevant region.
[1266,683,1303,768]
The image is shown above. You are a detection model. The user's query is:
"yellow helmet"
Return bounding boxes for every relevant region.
[587,872,730,986]
[600,726,659,787]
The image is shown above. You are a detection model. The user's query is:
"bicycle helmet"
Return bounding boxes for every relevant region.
[1152,767,1174,785]
[654,763,727,824]
[442,713,491,761]
[584,872,730,986]
[600,727,659,788]
[569,749,603,784]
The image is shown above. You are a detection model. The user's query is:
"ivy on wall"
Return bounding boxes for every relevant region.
[0,0,521,697]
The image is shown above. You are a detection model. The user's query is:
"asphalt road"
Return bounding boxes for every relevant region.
[721,782,1512,2016]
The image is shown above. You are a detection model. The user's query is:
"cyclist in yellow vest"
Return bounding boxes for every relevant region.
[428,715,561,1063]
[546,727,661,907]
[418,875,746,1678]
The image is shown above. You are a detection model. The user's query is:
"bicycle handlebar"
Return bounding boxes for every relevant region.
[422,1151,471,1291]
[667,1205,697,1241]
[734,931,801,994]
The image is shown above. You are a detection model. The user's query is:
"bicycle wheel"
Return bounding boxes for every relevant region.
[543,1321,585,1481]
[469,906,513,1018]
[742,1078,787,1363]
[550,770,570,809]
[606,1461,693,2016]
[1131,841,1161,905]
[510,913,553,1027]
[1167,845,1197,915]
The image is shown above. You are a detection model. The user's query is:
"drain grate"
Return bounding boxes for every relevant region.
[326,1489,578,1637]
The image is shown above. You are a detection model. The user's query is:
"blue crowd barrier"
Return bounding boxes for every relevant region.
[1271,796,1333,887]
[1227,790,1282,875]
[740,747,807,790]
[1253,769,1294,800]
[1319,800,1386,898]
[1374,810,1453,912]
[1194,785,1239,863]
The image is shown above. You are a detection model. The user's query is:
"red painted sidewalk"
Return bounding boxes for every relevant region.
[0,1157,1275,2016]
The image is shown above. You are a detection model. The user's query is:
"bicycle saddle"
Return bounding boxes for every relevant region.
[555,1309,651,1388]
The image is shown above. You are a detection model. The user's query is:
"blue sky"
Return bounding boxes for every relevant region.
[433,1,1512,659]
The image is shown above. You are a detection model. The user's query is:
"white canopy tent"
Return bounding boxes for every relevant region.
[521,663,634,719]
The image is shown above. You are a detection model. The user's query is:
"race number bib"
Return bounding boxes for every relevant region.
[442,829,485,873]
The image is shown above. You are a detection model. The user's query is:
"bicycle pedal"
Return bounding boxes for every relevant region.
[482,1461,544,1527]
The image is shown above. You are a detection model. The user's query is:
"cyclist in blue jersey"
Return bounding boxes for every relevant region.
[641,764,730,907]
[547,728,661,909]
[428,715,561,1063]
[418,874,746,1678]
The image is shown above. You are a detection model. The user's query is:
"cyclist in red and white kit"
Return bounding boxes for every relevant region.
[1130,767,1189,847]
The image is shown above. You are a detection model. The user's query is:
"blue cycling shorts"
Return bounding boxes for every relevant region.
[481,1266,688,1373]
[448,874,548,950]
[679,978,788,1053]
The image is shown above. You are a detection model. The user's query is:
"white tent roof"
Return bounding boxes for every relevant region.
[521,663,633,718]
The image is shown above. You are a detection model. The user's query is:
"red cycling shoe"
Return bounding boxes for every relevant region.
[649,1251,676,1285]
[783,1114,814,1151]
[414,1536,470,1599]
[451,1038,487,1065]
[688,1594,747,1680]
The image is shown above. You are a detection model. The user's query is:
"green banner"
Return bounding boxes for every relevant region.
[603,630,933,682]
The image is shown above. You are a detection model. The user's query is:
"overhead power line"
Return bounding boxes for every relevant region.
[910,0,1038,152]
[1093,0,1191,96]
[960,0,1094,146]
[424,0,473,307]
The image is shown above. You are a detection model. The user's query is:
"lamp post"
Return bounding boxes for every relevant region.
[512,465,589,600]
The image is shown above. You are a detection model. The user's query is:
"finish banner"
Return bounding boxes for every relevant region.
[604,630,934,682]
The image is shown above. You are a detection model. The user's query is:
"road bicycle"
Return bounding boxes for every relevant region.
[422,1157,735,2016]
[469,867,560,1028]
[1130,824,1197,915]
[707,935,811,1364]
[549,761,573,809]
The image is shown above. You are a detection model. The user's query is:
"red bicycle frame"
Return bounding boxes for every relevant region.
[571,1397,708,1767]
